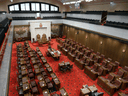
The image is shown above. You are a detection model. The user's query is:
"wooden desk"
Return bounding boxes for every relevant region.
[39,80,47,90]
[38,53,43,57]
[80,88,90,96]
[58,62,70,70]
[42,89,50,96]
[19,58,24,62]
[21,65,26,70]
[21,70,28,76]
[59,87,68,96]
[20,60,26,65]
[50,73,57,79]
[37,75,44,81]
[23,83,30,92]
[24,92,31,96]
[47,48,61,60]
[47,67,53,73]
[31,60,38,65]
[22,76,28,84]
[65,62,70,66]
[53,78,60,88]
[34,65,39,69]
[58,62,65,70]
[47,82,53,90]
[88,85,98,93]
[35,68,41,75]
[44,63,50,68]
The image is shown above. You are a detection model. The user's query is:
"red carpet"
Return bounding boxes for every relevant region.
[8,39,128,96]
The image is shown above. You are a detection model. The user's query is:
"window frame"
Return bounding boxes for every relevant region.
[8,2,59,13]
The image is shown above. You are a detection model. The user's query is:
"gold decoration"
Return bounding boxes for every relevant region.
[40,23,42,28]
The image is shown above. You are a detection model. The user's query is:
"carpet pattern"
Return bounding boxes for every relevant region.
[8,39,128,96]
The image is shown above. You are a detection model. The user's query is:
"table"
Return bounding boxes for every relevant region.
[65,62,70,66]
[58,61,70,71]
[58,62,65,70]
[47,48,61,60]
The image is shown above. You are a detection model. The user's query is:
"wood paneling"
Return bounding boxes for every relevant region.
[77,30,86,45]
[64,25,128,67]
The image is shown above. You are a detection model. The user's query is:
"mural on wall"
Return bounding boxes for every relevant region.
[14,25,30,41]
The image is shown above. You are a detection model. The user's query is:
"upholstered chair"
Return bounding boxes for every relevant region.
[111,61,120,69]
[108,57,112,62]
[69,51,78,62]
[76,56,88,70]
[118,92,128,96]
[111,69,125,78]
[119,74,128,90]
[97,74,115,90]
[106,78,122,95]
[67,48,75,60]
[90,49,94,53]
[86,47,89,50]
[101,54,105,60]
[123,66,128,72]
[96,52,100,56]
[102,61,108,68]
[89,67,104,80]
[36,34,40,42]
[84,63,99,76]
[74,53,83,67]
[84,50,91,56]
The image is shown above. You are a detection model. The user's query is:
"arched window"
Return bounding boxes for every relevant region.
[8,2,59,13]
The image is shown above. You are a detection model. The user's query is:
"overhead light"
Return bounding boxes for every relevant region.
[10,0,13,2]
[85,0,93,2]
[110,1,116,6]
[63,0,83,5]
[65,2,70,4]
[70,1,76,4]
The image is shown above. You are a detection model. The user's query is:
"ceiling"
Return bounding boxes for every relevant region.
[57,0,128,4]
[57,0,81,3]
